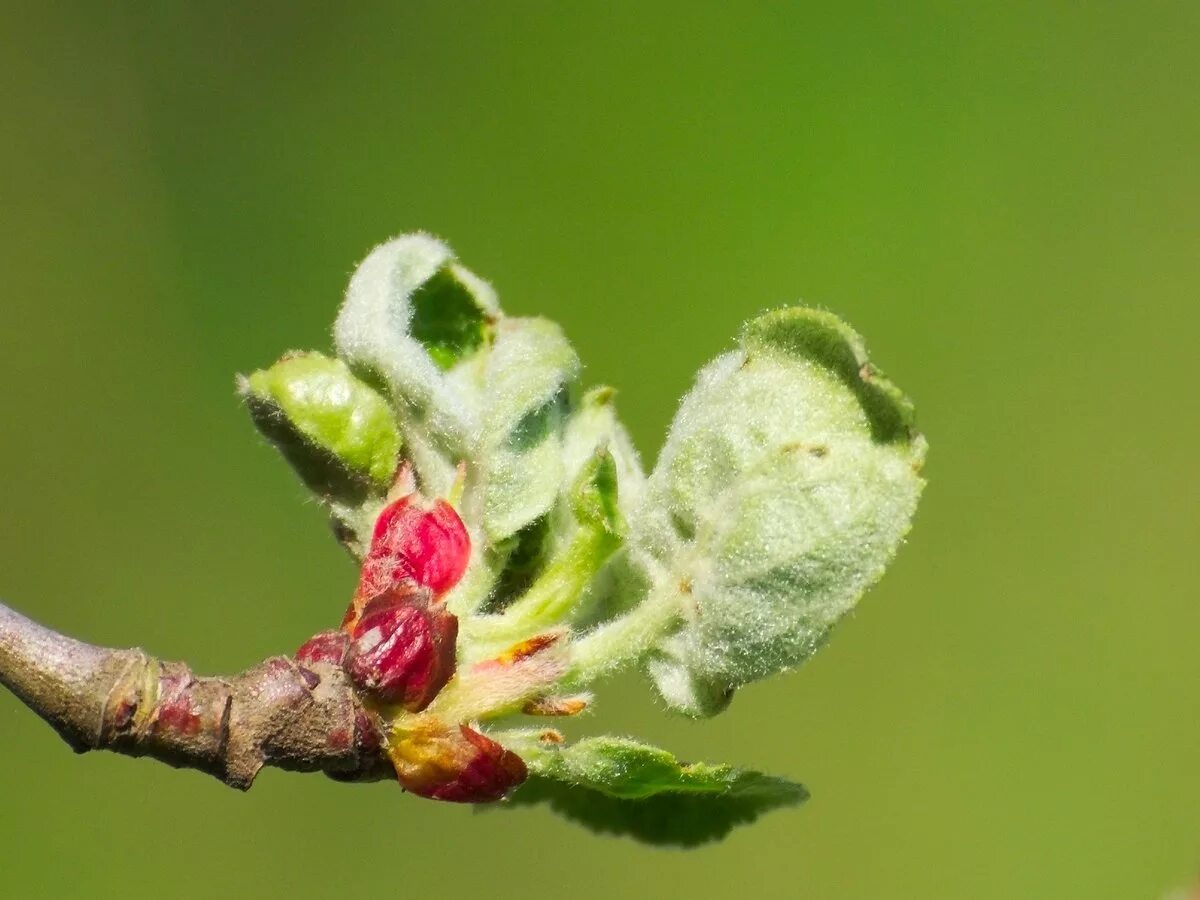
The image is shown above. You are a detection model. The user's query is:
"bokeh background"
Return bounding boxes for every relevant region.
[2,3,1197,897]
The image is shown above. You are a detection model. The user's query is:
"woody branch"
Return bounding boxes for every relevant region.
[0,600,386,789]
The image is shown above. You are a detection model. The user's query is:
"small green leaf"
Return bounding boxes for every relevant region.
[570,449,621,535]
[240,352,400,499]
[631,307,927,714]
[560,386,646,520]
[474,317,580,542]
[644,634,735,717]
[333,233,500,490]
[463,449,626,649]
[502,736,806,846]
[742,307,916,444]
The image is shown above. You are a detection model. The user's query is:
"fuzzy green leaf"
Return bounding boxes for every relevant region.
[632,307,927,715]
[472,389,642,620]
[560,386,646,520]
[570,449,622,535]
[474,317,580,542]
[503,736,806,846]
[332,233,500,492]
[240,352,400,500]
[463,448,626,647]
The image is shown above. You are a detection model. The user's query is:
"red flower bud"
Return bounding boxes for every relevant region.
[360,495,471,598]
[388,719,527,803]
[294,630,350,667]
[343,494,472,630]
[429,726,528,803]
[345,589,458,711]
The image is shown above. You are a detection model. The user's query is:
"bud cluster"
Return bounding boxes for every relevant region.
[294,491,531,801]
[246,233,925,839]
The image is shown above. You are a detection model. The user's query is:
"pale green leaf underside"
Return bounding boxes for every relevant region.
[332,234,507,499]
[475,317,580,541]
[634,306,927,714]
[334,234,481,450]
[331,234,584,544]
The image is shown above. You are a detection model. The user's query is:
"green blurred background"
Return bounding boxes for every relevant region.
[1,3,1197,897]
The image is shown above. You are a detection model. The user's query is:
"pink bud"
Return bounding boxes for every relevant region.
[425,726,528,803]
[345,590,458,712]
[294,630,350,667]
[360,495,471,597]
[388,720,528,803]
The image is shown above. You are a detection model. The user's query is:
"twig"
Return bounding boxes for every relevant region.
[0,600,386,788]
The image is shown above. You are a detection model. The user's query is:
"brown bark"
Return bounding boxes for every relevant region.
[0,600,387,789]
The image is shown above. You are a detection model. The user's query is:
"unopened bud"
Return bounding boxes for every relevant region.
[345,590,458,711]
[353,495,472,610]
[294,630,350,667]
[388,719,527,803]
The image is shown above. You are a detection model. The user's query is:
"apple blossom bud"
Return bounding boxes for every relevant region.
[356,495,471,601]
[345,590,458,711]
[388,719,527,803]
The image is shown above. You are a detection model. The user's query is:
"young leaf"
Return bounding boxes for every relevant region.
[472,317,580,542]
[500,735,807,846]
[631,307,927,715]
[240,352,401,501]
[534,386,648,628]
[560,386,646,519]
[332,233,499,493]
[462,448,627,652]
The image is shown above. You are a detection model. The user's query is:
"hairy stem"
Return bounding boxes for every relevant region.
[566,582,684,685]
[0,600,387,789]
